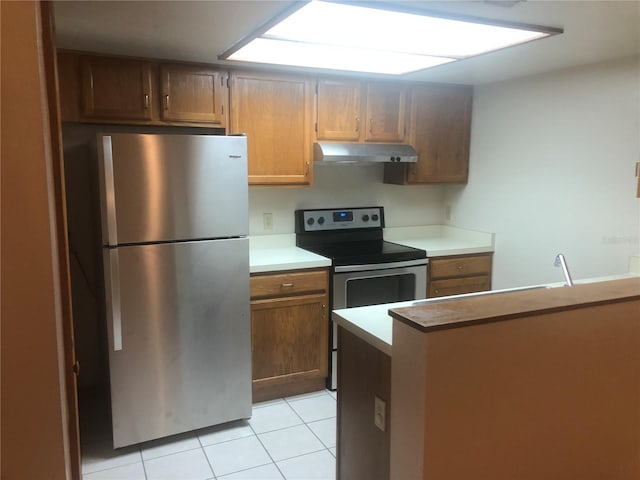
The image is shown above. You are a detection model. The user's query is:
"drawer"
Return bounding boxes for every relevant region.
[429,254,492,279]
[429,275,491,298]
[251,269,328,299]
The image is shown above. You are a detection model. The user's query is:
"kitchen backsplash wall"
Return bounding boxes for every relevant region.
[249,164,445,234]
[445,55,640,289]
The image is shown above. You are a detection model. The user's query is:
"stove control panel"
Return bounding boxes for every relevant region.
[297,207,384,232]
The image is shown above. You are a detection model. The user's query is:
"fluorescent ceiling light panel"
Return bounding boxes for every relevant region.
[223,1,560,75]
[230,38,455,75]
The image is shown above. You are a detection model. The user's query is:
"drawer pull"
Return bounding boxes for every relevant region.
[281,283,294,288]
[457,266,464,270]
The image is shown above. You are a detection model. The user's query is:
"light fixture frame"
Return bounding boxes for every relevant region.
[219,0,563,75]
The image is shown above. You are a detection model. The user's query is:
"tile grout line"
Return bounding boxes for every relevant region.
[83,391,337,479]
[197,433,218,480]
[248,417,288,479]
[141,453,149,480]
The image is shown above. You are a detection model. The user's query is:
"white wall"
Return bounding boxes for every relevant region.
[445,55,640,288]
[249,164,444,234]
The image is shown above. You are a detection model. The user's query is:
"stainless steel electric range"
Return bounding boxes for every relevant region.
[295,206,428,390]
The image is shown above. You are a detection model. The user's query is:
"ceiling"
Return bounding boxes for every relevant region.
[52,0,640,85]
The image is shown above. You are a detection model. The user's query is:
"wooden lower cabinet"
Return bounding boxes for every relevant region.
[250,269,328,402]
[337,327,390,480]
[428,253,493,298]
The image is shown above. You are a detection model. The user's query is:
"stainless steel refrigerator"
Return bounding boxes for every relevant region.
[98,133,251,448]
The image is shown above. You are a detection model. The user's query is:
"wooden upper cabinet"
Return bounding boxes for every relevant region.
[81,55,154,121]
[230,71,314,186]
[316,78,362,141]
[384,84,472,184]
[160,64,228,126]
[364,82,408,143]
[315,78,407,143]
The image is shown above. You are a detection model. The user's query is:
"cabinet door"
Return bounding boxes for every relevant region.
[407,85,472,183]
[57,51,81,122]
[429,276,491,298]
[364,82,408,143]
[316,78,362,141]
[160,64,227,126]
[81,56,154,121]
[230,71,313,186]
[251,294,328,401]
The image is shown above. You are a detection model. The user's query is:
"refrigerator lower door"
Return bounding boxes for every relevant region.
[103,237,251,448]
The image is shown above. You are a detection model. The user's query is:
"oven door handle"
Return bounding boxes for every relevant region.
[334,258,429,273]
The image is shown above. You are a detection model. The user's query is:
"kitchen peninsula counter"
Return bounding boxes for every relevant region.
[333,276,640,480]
[390,275,640,332]
[332,273,640,353]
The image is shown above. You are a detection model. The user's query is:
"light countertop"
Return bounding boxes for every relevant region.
[332,272,640,355]
[249,234,331,273]
[384,225,495,257]
[250,225,496,274]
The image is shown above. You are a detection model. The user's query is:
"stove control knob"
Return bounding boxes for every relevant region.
[372,214,379,222]
[362,214,370,222]
[318,216,325,225]
[307,217,315,226]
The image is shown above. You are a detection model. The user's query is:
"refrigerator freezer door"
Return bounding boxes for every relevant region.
[104,237,251,448]
[99,134,248,245]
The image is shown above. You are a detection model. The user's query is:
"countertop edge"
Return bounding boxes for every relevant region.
[250,259,331,274]
[332,311,392,356]
[389,277,640,333]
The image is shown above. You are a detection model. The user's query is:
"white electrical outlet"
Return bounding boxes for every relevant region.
[263,213,273,230]
[444,204,452,221]
[374,396,386,432]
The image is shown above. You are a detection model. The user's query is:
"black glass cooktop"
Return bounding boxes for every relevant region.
[299,240,426,266]
[294,207,426,266]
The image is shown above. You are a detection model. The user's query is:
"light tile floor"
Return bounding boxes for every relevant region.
[81,389,337,480]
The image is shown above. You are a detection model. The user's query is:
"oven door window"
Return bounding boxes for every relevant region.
[345,273,416,308]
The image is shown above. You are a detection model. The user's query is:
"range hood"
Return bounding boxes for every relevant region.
[313,142,418,163]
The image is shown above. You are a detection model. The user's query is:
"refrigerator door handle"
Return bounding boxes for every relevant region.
[105,249,123,351]
[100,136,119,246]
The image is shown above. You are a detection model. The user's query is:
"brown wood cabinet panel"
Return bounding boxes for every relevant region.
[337,327,390,480]
[364,82,408,143]
[160,64,227,125]
[384,84,472,184]
[81,55,154,121]
[428,253,493,298]
[251,293,328,402]
[230,71,313,186]
[56,50,81,122]
[429,275,491,298]
[251,270,328,299]
[316,77,362,141]
[430,254,492,279]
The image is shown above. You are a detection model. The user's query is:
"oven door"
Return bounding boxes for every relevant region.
[333,259,428,309]
[329,258,428,389]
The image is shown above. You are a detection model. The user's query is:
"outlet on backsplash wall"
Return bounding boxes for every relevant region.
[248,164,446,235]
